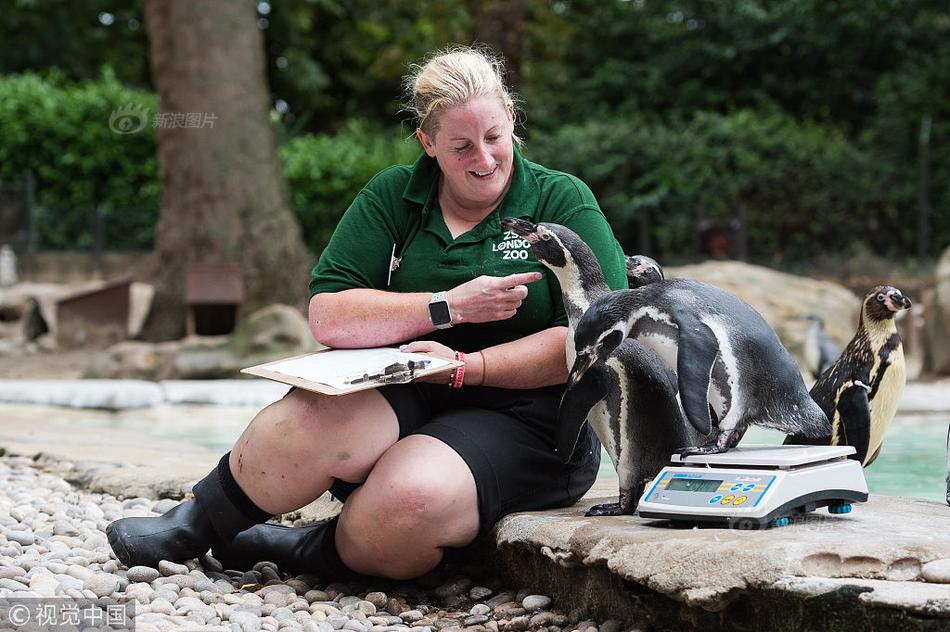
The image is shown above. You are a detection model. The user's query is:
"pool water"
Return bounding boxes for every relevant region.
[596,412,950,503]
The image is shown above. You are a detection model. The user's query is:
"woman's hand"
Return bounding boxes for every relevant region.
[400,340,461,384]
[445,272,542,324]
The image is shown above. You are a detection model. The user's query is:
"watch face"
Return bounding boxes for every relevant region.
[429,301,451,325]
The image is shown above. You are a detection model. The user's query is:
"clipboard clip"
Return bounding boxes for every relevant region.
[343,360,430,386]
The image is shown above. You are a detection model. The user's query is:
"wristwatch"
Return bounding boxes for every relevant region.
[428,291,453,329]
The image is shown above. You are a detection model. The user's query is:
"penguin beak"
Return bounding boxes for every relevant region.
[886,291,912,312]
[567,353,594,390]
[500,216,537,237]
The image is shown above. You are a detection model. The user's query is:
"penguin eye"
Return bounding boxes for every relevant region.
[540,232,551,241]
[877,293,886,302]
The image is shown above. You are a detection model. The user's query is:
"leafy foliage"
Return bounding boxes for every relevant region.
[0,72,159,250]
[527,110,883,262]
[1,0,949,261]
[281,120,420,254]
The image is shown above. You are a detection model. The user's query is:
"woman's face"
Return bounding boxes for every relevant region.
[416,96,515,212]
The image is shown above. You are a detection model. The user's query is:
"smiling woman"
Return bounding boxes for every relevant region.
[105,45,630,584]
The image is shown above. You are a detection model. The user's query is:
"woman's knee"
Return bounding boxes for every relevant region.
[343,437,480,546]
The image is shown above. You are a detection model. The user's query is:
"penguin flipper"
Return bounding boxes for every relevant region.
[837,384,871,464]
[674,319,719,435]
[557,365,608,463]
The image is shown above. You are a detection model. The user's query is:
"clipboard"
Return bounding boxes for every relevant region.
[242,347,463,396]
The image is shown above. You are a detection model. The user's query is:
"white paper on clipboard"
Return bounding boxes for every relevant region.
[263,348,454,390]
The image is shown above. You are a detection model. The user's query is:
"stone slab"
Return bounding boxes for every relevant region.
[492,483,950,613]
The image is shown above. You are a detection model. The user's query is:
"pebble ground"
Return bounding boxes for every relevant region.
[0,456,626,632]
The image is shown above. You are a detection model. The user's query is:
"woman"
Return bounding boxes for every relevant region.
[107,46,628,580]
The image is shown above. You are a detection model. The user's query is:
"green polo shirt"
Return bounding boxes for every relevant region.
[309,147,628,352]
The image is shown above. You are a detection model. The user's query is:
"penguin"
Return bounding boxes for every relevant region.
[22,297,49,342]
[626,255,664,288]
[802,314,840,380]
[785,286,911,466]
[946,425,950,506]
[501,218,704,515]
[569,277,830,455]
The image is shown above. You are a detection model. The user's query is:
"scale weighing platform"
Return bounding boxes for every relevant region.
[637,445,869,529]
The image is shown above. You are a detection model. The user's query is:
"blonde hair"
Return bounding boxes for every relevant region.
[404,46,519,141]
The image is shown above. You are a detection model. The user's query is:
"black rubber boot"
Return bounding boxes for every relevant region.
[106,453,270,568]
[211,517,365,581]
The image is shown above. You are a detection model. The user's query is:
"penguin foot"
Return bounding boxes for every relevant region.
[585,489,637,516]
[586,502,636,517]
[677,443,729,457]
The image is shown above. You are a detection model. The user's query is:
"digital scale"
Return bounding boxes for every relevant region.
[638,445,869,529]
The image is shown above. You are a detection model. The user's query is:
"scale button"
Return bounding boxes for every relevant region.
[743,484,756,492]
[721,495,735,505]
[730,484,742,491]
[708,495,723,504]
[733,496,748,505]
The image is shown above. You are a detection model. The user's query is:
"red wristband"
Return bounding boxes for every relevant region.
[452,351,466,389]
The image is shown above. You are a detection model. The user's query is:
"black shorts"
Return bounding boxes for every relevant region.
[328,383,600,536]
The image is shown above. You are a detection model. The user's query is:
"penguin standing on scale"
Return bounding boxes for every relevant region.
[569,261,830,455]
[502,218,705,515]
[785,286,911,466]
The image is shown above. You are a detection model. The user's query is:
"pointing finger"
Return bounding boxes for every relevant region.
[497,272,543,288]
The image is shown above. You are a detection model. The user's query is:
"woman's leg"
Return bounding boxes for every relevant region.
[335,434,480,579]
[107,387,401,567]
[229,387,400,513]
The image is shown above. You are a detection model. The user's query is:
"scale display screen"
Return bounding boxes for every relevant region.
[666,478,722,492]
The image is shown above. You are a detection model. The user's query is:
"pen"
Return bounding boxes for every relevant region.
[343,360,431,385]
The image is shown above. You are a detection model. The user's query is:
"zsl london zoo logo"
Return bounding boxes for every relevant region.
[493,230,531,260]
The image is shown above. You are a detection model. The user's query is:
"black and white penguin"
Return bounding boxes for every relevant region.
[626,255,664,288]
[785,286,911,466]
[501,218,704,515]
[569,278,830,455]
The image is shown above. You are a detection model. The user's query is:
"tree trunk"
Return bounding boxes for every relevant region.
[141,0,311,340]
[467,0,525,89]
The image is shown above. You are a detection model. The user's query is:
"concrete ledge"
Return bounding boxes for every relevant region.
[486,482,950,629]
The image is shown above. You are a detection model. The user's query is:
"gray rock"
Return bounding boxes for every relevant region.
[0,566,25,579]
[7,531,34,546]
[327,615,349,630]
[527,612,555,628]
[922,558,950,583]
[485,593,515,609]
[158,560,189,576]
[469,604,491,616]
[401,610,424,622]
[503,619,528,632]
[598,620,621,632]
[492,603,525,619]
[233,610,265,632]
[357,601,377,616]
[306,590,331,603]
[152,499,179,514]
[365,592,389,609]
[84,572,119,597]
[469,586,492,601]
[463,615,490,626]
[521,595,551,612]
[386,597,404,616]
[435,578,473,600]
